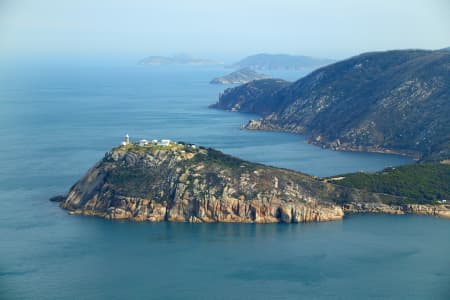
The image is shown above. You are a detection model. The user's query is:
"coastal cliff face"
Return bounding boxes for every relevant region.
[209,79,290,114]
[58,143,450,222]
[212,49,450,161]
[60,144,347,223]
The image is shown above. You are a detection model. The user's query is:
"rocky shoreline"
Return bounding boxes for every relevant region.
[343,202,450,218]
[63,199,345,223]
[62,201,450,222]
[54,142,449,223]
[242,119,421,159]
[60,192,450,222]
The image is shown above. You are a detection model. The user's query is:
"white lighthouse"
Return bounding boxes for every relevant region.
[121,133,130,146]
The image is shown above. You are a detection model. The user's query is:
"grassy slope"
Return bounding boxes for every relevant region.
[328,163,450,205]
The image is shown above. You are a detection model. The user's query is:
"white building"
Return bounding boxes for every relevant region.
[119,136,173,147]
[158,139,171,146]
[139,139,149,146]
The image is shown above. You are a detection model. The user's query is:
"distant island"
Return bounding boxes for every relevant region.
[139,54,223,66]
[212,49,450,162]
[230,53,334,70]
[210,68,269,85]
[52,136,450,223]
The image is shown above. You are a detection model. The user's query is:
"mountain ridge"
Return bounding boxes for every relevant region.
[212,49,450,161]
[230,53,334,70]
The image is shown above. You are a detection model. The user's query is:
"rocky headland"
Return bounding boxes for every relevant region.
[55,142,450,223]
[212,49,450,161]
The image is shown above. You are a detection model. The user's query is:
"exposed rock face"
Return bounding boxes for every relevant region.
[58,144,450,222]
[60,144,347,223]
[209,79,291,115]
[212,49,450,161]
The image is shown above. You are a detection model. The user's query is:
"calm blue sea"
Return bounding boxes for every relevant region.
[0,62,448,299]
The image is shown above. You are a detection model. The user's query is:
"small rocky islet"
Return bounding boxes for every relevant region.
[54,137,450,223]
[210,68,269,85]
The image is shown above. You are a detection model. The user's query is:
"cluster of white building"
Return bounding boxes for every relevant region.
[121,134,172,147]
[120,134,200,151]
[138,139,171,147]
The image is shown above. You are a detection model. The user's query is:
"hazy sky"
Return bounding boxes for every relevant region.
[0,0,449,61]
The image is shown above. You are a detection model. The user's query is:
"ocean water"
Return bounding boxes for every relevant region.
[0,62,448,299]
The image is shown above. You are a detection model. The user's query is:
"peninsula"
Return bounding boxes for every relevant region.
[210,68,269,85]
[139,54,222,66]
[53,136,450,223]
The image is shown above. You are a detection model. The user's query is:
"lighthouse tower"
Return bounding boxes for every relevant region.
[125,133,130,145]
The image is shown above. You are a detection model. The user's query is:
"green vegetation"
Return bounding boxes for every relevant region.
[115,143,185,154]
[329,163,450,205]
[190,148,255,172]
[106,165,159,198]
[105,144,449,207]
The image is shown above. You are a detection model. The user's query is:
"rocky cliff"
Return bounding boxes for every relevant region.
[60,143,348,223]
[212,49,450,161]
[209,79,290,114]
[56,143,449,223]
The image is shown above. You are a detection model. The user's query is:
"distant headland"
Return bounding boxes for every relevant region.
[139,54,223,66]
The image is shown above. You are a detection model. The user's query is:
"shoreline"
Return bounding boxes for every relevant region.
[342,203,450,219]
[241,119,421,160]
[58,201,450,222]
[54,140,449,225]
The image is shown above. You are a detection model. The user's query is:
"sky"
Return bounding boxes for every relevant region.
[0,0,449,62]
